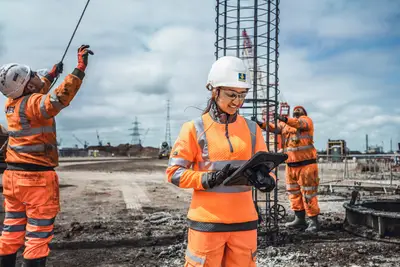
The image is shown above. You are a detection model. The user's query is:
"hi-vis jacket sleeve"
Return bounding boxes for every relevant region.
[286,116,312,131]
[28,69,85,120]
[268,122,282,134]
[166,121,209,191]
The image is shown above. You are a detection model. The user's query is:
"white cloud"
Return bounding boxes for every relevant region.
[0,0,399,152]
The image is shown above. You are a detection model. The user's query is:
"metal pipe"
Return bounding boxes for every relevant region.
[236,0,241,57]
[215,1,220,59]
[223,0,227,56]
[252,0,258,120]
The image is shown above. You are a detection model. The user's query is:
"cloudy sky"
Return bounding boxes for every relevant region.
[0,0,399,152]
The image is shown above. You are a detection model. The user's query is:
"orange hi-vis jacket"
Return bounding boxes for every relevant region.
[5,70,84,167]
[166,108,268,232]
[268,115,317,164]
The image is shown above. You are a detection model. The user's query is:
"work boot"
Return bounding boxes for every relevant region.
[22,257,46,267]
[305,215,320,233]
[285,210,307,228]
[0,252,17,267]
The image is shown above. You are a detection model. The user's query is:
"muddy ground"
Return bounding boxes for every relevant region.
[2,158,400,266]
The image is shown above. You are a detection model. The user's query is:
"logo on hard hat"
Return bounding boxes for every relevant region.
[238,73,246,82]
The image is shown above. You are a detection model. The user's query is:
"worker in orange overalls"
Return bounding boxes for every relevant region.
[0,44,94,267]
[166,56,276,267]
[257,106,320,232]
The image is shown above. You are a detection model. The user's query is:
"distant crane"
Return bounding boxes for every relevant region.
[72,134,89,149]
[96,130,103,146]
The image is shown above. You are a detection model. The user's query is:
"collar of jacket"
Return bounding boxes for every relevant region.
[209,101,237,124]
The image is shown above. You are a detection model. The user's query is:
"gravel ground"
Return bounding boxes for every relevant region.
[1,157,399,266]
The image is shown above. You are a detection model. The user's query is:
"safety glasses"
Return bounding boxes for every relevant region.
[220,89,248,101]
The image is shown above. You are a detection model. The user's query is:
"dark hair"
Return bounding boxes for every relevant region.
[202,98,214,115]
[202,88,220,115]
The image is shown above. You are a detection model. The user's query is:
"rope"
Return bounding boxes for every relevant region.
[0,0,91,154]
[49,0,91,90]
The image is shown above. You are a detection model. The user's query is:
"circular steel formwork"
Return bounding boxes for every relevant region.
[343,200,400,244]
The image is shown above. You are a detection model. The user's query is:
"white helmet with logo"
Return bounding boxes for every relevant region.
[0,63,32,99]
[206,56,252,89]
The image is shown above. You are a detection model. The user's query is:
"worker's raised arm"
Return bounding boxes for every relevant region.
[255,118,282,134]
[166,121,210,190]
[268,122,282,134]
[28,71,84,120]
[28,45,93,120]
[38,62,64,95]
[286,116,312,131]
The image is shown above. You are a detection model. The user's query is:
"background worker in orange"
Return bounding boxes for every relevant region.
[166,56,276,267]
[0,44,94,267]
[257,106,320,232]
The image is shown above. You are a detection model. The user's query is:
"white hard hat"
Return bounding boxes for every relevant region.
[207,56,252,89]
[0,63,32,99]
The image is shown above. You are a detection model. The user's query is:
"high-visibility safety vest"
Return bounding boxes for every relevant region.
[269,116,317,163]
[5,72,84,167]
[166,111,268,232]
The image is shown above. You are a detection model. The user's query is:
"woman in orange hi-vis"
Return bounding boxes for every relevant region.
[257,106,320,232]
[0,45,93,267]
[166,56,276,267]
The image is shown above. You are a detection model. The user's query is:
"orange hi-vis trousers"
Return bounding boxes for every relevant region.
[0,170,60,259]
[285,163,320,217]
[184,229,257,267]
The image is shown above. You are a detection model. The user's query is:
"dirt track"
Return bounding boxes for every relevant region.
[3,157,400,266]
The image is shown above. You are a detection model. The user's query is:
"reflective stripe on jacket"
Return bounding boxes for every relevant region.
[5,71,84,167]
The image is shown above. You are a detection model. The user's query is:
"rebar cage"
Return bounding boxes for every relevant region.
[214,0,282,245]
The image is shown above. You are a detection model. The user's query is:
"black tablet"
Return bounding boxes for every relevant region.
[223,151,288,186]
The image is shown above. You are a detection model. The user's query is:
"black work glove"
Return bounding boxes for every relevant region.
[256,120,265,129]
[276,115,288,123]
[206,164,236,188]
[48,62,63,79]
[251,117,266,130]
[245,164,276,192]
[77,44,94,72]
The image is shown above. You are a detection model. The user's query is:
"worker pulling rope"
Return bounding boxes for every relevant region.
[0,0,92,155]
[49,0,91,90]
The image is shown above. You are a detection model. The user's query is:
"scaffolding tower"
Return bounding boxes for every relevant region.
[214,0,282,245]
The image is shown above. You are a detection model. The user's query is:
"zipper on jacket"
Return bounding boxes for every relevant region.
[225,116,234,153]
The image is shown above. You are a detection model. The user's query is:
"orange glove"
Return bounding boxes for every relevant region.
[76,44,94,72]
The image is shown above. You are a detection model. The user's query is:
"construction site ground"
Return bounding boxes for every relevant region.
[1,157,400,267]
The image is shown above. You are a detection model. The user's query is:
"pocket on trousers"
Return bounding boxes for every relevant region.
[185,249,206,267]
[15,172,48,206]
